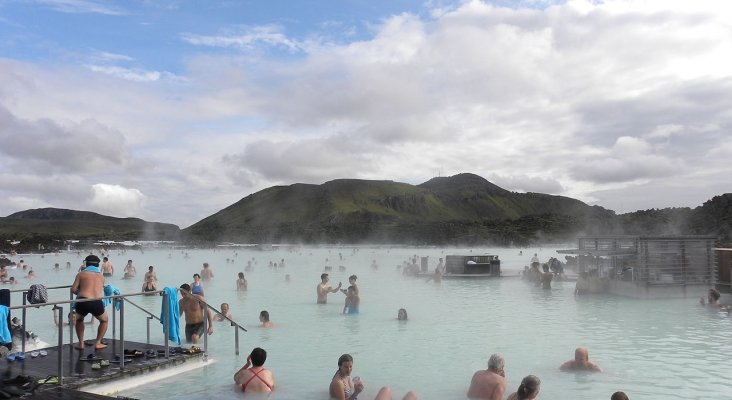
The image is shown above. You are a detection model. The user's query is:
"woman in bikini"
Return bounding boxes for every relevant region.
[330,354,364,400]
[233,347,275,393]
[141,275,158,295]
[329,354,418,400]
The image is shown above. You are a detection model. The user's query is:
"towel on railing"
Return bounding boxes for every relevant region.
[0,289,10,332]
[0,306,12,345]
[103,284,122,311]
[160,287,181,345]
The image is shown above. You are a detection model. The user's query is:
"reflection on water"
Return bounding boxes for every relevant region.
[9,247,732,399]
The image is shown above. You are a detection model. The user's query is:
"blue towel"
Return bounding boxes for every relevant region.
[103,284,122,311]
[160,287,180,345]
[0,306,11,344]
[84,266,101,273]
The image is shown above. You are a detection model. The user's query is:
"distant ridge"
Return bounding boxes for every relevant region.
[0,208,180,250]
[2,176,730,249]
[182,173,615,245]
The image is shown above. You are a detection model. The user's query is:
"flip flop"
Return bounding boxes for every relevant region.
[30,351,39,358]
[14,352,25,361]
[100,359,110,366]
[145,350,157,358]
[123,349,144,357]
[91,362,101,370]
[110,355,133,363]
[39,350,48,357]
[6,353,16,362]
[37,376,59,385]
[81,353,102,361]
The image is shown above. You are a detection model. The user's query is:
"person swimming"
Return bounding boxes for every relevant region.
[560,347,602,372]
[233,347,275,393]
[506,375,540,400]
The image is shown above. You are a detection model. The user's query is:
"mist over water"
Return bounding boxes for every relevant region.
[8,246,731,399]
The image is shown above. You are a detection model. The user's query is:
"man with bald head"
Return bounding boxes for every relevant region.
[467,353,506,400]
[560,347,603,372]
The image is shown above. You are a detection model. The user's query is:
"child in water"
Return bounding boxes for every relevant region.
[343,286,360,314]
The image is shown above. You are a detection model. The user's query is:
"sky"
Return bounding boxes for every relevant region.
[1,0,731,228]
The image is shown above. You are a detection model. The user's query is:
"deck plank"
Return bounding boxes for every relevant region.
[3,339,203,398]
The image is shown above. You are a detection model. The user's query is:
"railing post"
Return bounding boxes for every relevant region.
[147,316,152,345]
[112,298,117,342]
[202,300,208,356]
[119,298,125,370]
[68,290,74,352]
[163,291,169,357]
[234,323,239,355]
[56,306,64,385]
[21,290,27,354]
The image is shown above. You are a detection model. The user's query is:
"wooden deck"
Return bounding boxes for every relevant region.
[2,339,205,399]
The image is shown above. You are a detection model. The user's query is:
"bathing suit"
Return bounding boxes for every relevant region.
[142,284,157,294]
[240,368,273,392]
[75,296,105,317]
[191,282,204,295]
[185,323,204,342]
[344,384,353,398]
[346,307,359,314]
[103,272,112,277]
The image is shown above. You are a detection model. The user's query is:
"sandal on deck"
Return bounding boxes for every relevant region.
[123,349,144,357]
[81,353,102,361]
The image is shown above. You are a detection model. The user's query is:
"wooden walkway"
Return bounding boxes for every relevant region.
[2,339,205,399]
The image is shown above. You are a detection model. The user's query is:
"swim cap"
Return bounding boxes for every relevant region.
[85,255,101,266]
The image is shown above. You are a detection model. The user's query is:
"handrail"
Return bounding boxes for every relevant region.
[8,284,72,294]
[11,287,248,384]
[124,296,162,346]
[124,297,162,322]
[201,300,248,333]
[9,291,161,310]
[178,289,247,356]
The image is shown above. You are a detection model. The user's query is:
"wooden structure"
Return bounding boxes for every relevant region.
[559,235,717,298]
[444,255,501,277]
[716,248,732,292]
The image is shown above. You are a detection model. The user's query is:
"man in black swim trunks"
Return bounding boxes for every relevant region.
[179,283,213,343]
[71,255,109,350]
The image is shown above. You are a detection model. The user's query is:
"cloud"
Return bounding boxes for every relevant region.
[0,105,129,174]
[85,65,164,82]
[88,184,145,217]
[181,25,301,52]
[3,0,732,226]
[223,133,382,184]
[490,174,565,194]
[34,0,126,15]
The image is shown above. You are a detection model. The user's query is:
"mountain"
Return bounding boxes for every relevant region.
[2,175,729,248]
[0,208,180,252]
[182,173,615,245]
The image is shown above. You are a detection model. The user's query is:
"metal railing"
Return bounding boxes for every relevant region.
[8,286,247,386]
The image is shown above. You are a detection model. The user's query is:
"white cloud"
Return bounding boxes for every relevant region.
[88,184,145,217]
[86,65,163,82]
[181,25,301,52]
[35,0,126,15]
[2,0,732,226]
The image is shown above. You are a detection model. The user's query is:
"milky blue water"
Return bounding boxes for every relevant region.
[8,246,732,400]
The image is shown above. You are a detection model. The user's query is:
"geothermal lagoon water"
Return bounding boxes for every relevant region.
[9,246,731,399]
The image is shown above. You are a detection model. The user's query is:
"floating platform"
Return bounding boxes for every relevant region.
[2,339,207,399]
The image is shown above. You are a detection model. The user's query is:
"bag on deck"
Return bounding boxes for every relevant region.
[27,284,48,304]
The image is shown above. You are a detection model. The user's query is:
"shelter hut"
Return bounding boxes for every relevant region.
[444,255,501,277]
[559,235,717,298]
[716,247,732,293]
